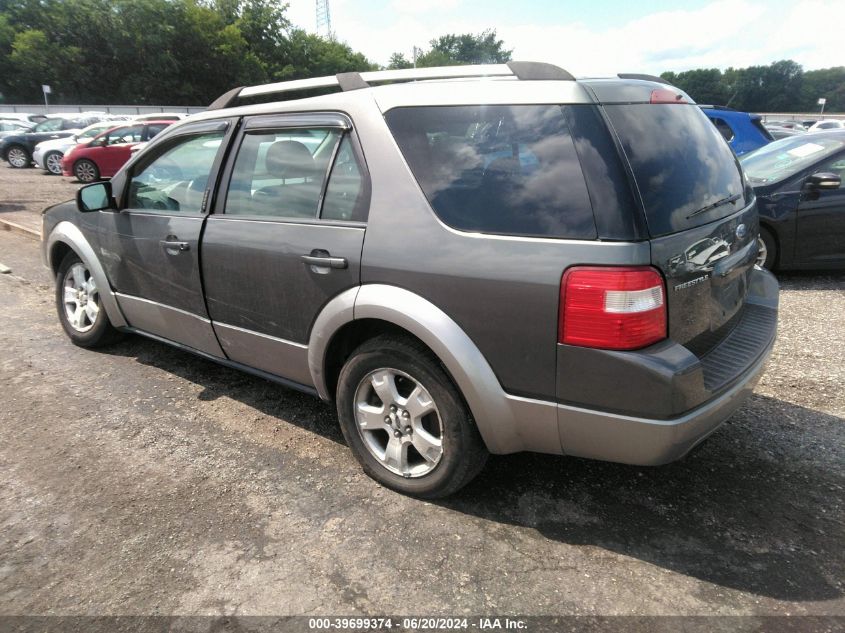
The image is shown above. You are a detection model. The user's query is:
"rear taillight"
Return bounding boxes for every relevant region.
[650,88,688,104]
[559,266,667,350]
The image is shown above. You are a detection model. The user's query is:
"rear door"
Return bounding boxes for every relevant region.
[795,151,845,265]
[201,113,369,386]
[602,99,757,353]
[98,119,235,354]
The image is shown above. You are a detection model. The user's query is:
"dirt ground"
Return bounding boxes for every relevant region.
[0,165,843,623]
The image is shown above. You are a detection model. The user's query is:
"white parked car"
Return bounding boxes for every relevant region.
[809,119,845,132]
[33,120,128,174]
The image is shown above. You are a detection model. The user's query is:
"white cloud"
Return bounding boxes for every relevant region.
[390,0,461,14]
[286,0,845,73]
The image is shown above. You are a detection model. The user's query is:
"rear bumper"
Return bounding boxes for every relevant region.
[556,267,778,465]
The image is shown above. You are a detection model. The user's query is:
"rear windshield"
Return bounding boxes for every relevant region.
[739,135,845,184]
[385,105,596,239]
[604,104,746,237]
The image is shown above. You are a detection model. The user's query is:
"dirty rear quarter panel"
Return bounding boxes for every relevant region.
[354,108,651,400]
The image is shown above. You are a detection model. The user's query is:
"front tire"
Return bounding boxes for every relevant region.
[55,252,121,348]
[757,226,777,270]
[44,151,63,175]
[336,335,488,498]
[6,145,30,168]
[74,159,100,183]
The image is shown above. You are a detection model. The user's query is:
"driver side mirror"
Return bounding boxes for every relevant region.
[805,172,841,190]
[77,181,115,212]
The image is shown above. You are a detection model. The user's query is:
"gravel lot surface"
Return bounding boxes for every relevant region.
[0,164,79,234]
[0,167,843,622]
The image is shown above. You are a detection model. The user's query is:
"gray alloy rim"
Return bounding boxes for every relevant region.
[45,152,63,175]
[7,147,28,168]
[756,236,768,268]
[353,367,444,478]
[63,263,99,333]
[75,161,97,182]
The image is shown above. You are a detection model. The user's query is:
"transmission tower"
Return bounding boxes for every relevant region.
[316,0,333,39]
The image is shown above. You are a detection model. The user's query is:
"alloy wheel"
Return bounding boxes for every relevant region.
[756,236,768,268]
[75,161,97,182]
[7,147,28,168]
[62,263,99,333]
[353,368,444,478]
[45,153,63,175]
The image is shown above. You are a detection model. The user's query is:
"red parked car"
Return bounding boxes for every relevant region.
[61,120,173,182]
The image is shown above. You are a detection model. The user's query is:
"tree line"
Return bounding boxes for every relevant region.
[661,61,845,114]
[0,0,375,105]
[0,1,841,113]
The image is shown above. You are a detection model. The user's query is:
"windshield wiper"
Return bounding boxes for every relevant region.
[687,193,743,219]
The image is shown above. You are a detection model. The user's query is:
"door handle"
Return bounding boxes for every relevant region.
[301,253,347,269]
[160,240,190,253]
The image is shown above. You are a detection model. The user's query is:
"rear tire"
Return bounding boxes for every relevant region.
[74,159,100,183]
[44,151,63,175]
[336,334,488,498]
[6,145,30,168]
[757,226,777,270]
[55,252,122,348]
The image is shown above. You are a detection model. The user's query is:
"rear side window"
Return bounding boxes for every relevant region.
[385,105,596,239]
[224,128,342,219]
[711,117,735,142]
[604,104,746,237]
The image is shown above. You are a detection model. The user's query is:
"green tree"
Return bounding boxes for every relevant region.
[387,52,412,70]
[661,68,728,105]
[415,29,512,67]
[800,67,845,113]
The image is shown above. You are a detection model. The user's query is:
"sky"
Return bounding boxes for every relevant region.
[284,0,845,75]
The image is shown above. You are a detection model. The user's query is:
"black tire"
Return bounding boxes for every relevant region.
[73,159,100,183]
[757,226,777,270]
[336,334,488,498]
[55,251,122,348]
[5,144,31,168]
[44,151,63,175]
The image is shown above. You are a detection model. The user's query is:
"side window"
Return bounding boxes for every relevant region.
[224,127,342,218]
[321,135,364,221]
[385,105,596,239]
[106,126,143,145]
[146,124,168,139]
[712,117,735,142]
[127,132,225,214]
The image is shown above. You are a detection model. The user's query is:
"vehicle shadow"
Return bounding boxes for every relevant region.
[100,335,345,445]
[443,394,844,603]
[102,335,842,603]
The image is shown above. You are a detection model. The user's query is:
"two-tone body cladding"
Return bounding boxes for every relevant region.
[42,63,779,497]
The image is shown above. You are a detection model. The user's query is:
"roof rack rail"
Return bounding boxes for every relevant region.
[617,73,673,86]
[207,61,574,110]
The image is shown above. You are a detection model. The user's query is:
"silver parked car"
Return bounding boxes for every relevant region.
[42,63,779,497]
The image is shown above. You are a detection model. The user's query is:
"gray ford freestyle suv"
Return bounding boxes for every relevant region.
[42,63,779,498]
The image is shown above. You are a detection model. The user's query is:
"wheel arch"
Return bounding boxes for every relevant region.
[309,284,529,454]
[46,221,127,328]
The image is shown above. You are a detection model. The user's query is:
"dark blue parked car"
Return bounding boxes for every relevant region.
[701,106,773,155]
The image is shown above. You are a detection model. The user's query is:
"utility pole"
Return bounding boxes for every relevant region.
[412,46,420,69]
[316,0,332,39]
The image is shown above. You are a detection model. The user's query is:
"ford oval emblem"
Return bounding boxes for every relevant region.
[735,223,748,239]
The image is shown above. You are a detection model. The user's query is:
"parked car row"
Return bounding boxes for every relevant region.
[0,111,188,181]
